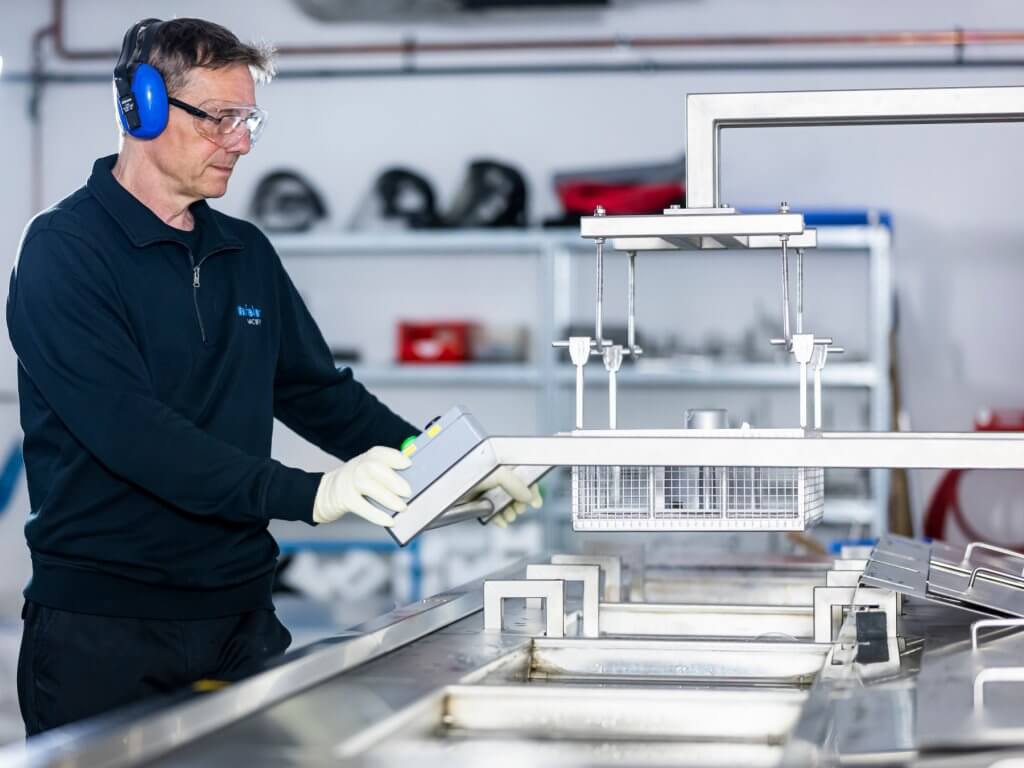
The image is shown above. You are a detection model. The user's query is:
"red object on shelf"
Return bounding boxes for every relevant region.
[556,181,684,216]
[397,321,473,363]
[923,409,1024,546]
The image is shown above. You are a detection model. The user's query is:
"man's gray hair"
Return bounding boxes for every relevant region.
[148,18,276,96]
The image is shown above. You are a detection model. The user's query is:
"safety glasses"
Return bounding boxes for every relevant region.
[168,97,267,147]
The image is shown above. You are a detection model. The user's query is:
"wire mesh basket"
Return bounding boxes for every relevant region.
[571,429,824,531]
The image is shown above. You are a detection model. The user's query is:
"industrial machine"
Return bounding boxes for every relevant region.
[9,85,1024,768]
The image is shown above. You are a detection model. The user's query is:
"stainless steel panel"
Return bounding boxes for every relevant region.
[439,684,806,742]
[930,539,1024,580]
[862,557,928,596]
[928,567,1024,618]
[918,625,1024,750]
[641,571,825,606]
[363,738,785,768]
[597,602,814,640]
[785,680,917,766]
[528,638,828,685]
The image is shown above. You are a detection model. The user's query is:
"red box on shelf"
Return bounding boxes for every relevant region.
[397,321,474,363]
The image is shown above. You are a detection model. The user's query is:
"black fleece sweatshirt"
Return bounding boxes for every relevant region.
[7,155,416,619]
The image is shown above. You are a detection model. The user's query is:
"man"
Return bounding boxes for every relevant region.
[7,17,540,736]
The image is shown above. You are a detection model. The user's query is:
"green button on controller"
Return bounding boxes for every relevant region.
[400,435,418,457]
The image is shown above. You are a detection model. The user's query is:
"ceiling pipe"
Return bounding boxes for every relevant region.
[12,57,1024,87]
[42,0,1024,62]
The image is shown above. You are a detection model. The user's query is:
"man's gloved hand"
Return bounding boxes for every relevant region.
[462,467,542,529]
[313,446,412,527]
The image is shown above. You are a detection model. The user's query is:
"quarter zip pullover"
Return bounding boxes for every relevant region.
[7,155,416,619]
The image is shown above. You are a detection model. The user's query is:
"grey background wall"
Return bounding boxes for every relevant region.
[1,0,1024,610]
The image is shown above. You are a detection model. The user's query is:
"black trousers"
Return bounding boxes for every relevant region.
[17,601,291,736]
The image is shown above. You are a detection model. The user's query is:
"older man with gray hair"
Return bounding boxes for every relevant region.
[7,17,538,735]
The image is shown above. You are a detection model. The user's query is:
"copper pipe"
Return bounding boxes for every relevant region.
[281,30,1024,55]
[44,0,1024,62]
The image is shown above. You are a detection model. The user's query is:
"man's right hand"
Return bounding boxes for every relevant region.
[312,447,412,527]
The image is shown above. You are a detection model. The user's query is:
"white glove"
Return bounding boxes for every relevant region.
[313,446,412,527]
[462,467,542,529]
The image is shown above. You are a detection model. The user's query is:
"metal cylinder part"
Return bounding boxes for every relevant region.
[685,408,729,430]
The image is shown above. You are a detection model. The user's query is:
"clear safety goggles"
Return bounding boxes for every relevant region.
[168,97,267,147]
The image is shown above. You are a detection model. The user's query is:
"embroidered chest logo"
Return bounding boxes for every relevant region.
[237,304,263,327]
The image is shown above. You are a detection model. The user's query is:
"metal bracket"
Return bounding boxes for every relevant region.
[833,559,868,572]
[552,336,594,430]
[971,618,1024,650]
[839,544,876,560]
[483,579,566,637]
[962,542,1024,575]
[551,554,623,602]
[974,666,1024,711]
[770,333,837,428]
[826,570,862,588]
[580,209,810,251]
[812,586,898,644]
[602,345,624,430]
[967,567,1024,591]
[526,564,600,638]
[810,341,843,430]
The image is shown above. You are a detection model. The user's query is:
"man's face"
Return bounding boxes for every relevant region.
[153,63,257,201]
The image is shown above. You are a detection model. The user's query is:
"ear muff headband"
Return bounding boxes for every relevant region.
[113,18,169,140]
[113,21,147,130]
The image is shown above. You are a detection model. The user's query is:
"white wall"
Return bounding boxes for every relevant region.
[3,0,1024,532]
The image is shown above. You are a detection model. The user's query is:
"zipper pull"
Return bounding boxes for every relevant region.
[193,266,201,288]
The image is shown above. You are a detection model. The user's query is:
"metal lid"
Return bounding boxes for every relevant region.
[685,409,729,430]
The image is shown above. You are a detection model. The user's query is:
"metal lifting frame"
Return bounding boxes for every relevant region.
[684,85,1024,209]
[389,86,1024,546]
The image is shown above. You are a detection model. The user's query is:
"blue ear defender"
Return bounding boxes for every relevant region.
[113,19,168,140]
[118,63,168,139]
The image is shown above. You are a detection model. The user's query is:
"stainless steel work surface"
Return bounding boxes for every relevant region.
[143,615,534,767]
[917,626,1024,751]
[0,564,525,768]
[4,545,1019,768]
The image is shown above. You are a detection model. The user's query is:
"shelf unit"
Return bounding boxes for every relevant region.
[272,222,893,538]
